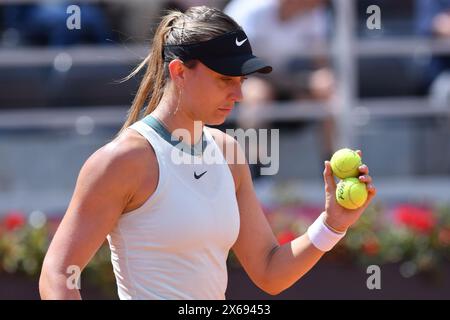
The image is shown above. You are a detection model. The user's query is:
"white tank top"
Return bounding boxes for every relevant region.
[106,115,240,300]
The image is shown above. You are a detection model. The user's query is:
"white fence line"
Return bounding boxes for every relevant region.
[0,98,448,129]
[1,38,449,67]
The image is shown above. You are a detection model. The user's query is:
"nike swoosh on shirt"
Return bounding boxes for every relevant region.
[194,171,207,179]
[235,37,248,46]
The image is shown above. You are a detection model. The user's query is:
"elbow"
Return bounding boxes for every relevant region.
[39,261,69,299]
[261,274,308,296]
[259,284,285,296]
[263,283,286,296]
[39,267,50,299]
[265,288,283,296]
[259,268,303,296]
[39,263,56,299]
[39,261,82,300]
[258,278,286,296]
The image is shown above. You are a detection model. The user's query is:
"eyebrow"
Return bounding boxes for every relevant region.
[220,76,246,80]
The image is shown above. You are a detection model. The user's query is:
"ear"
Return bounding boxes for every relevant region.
[168,59,185,87]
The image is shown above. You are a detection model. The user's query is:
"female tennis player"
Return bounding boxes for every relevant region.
[39,6,376,299]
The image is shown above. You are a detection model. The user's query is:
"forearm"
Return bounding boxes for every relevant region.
[263,233,325,295]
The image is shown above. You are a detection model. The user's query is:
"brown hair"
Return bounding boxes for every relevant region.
[117,6,241,136]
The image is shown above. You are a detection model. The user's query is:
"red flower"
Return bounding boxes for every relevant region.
[3,210,26,231]
[393,204,436,234]
[362,237,380,256]
[277,230,296,245]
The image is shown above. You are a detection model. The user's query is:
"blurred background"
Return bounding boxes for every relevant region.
[0,0,449,299]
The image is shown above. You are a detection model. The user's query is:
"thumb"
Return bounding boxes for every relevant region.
[323,160,336,194]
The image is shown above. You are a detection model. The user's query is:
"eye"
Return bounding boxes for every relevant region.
[240,77,248,84]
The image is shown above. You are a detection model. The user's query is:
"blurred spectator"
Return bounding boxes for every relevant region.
[221,0,262,24]
[225,0,334,100]
[225,0,336,174]
[2,2,112,47]
[416,0,450,37]
[415,0,450,91]
[237,77,275,180]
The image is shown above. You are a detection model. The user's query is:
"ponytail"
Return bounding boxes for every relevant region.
[117,11,183,136]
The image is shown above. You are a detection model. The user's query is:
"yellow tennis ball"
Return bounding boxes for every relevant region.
[336,177,368,210]
[330,148,362,179]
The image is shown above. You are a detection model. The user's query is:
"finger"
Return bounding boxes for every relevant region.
[367,183,376,194]
[361,185,377,210]
[356,149,363,158]
[323,161,336,193]
[358,175,372,184]
[359,164,369,175]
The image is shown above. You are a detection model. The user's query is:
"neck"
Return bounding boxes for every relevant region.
[151,94,204,146]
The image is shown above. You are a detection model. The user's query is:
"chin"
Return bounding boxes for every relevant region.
[206,116,227,126]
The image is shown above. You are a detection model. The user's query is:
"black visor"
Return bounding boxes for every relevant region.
[163,30,272,77]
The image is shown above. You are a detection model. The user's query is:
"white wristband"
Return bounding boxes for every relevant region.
[307,212,346,252]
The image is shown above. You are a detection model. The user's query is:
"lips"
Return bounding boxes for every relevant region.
[218,105,234,111]
[218,108,233,114]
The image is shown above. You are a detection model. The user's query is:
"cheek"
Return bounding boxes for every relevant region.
[185,81,208,103]
[185,78,226,109]
[182,83,211,117]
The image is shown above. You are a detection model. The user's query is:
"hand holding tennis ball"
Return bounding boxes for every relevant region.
[330,148,368,209]
[322,149,376,233]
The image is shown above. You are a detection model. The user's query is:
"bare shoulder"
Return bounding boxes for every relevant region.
[86,128,155,177]
[78,128,158,210]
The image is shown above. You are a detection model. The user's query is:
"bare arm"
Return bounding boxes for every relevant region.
[39,135,152,299]
[230,137,377,295]
[231,153,324,295]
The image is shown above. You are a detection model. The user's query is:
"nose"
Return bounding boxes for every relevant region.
[231,83,244,103]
